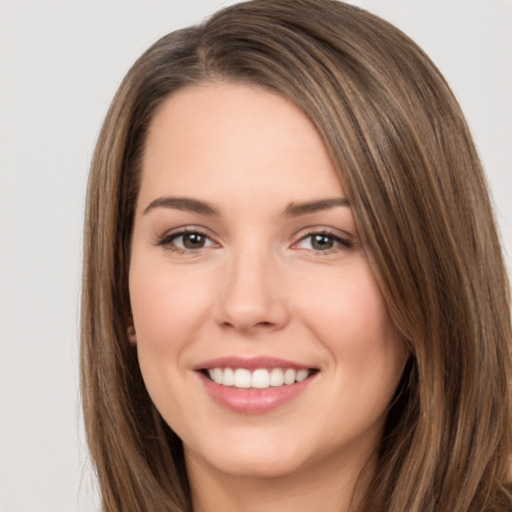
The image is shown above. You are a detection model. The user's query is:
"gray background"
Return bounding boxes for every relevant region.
[1,1,510,511]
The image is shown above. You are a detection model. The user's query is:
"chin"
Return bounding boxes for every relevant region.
[185,434,311,480]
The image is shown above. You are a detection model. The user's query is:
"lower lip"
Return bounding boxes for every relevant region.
[198,372,316,414]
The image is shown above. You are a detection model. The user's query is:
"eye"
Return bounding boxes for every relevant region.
[175,232,211,249]
[157,229,218,252]
[293,232,352,252]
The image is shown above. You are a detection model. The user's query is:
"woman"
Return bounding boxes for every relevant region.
[80,0,512,510]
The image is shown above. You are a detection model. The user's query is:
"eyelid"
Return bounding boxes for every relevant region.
[155,226,221,251]
[153,225,354,254]
[291,227,354,251]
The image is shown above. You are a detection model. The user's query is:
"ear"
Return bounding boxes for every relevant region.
[127,325,137,345]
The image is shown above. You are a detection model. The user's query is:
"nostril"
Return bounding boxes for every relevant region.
[256,321,273,327]
[221,320,274,330]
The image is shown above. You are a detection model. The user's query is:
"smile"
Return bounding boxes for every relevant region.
[195,357,320,413]
[205,367,314,389]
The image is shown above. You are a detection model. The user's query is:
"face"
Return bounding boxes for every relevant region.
[129,82,407,484]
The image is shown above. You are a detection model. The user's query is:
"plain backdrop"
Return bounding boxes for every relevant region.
[0,1,510,511]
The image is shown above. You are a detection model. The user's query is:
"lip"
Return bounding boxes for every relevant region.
[194,356,318,414]
[193,356,311,371]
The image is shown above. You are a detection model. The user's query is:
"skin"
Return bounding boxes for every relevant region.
[129,82,408,512]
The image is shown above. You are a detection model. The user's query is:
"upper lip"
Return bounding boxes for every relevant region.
[193,356,315,371]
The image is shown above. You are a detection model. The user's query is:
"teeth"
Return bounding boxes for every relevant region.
[234,368,251,388]
[212,368,223,384]
[284,368,295,385]
[206,367,312,389]
[296,369,309,382]
[223,367,234,386]
[251,368,270,389]
[269,368,285,386]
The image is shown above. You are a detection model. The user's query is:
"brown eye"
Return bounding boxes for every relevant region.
[294,232,352,252]
[181,233,207,249]
[158,230,218,252]
[311,234,335,250]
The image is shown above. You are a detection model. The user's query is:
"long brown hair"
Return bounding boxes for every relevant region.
[81,1,512,510]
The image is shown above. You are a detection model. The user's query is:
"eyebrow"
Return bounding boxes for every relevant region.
[143,196,220,216]
[143,196,350,217]
[283,197,350,217]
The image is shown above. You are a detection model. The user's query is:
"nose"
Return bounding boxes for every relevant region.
[214,249,290,334]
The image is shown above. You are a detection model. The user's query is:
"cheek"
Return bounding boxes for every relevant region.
[128,262,215,420]
[129,261,215,352]
[299,262,406,375]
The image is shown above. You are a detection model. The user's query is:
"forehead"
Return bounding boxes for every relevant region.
[139,82,344,210]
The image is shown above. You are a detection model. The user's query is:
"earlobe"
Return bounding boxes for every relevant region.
[127,326,137,345]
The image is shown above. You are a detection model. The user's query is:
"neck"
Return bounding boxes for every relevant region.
[186,447,374,512]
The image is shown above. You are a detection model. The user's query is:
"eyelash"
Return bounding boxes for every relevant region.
[292,230,353,253]
[156,228,219,254]
[156,228,353,254]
